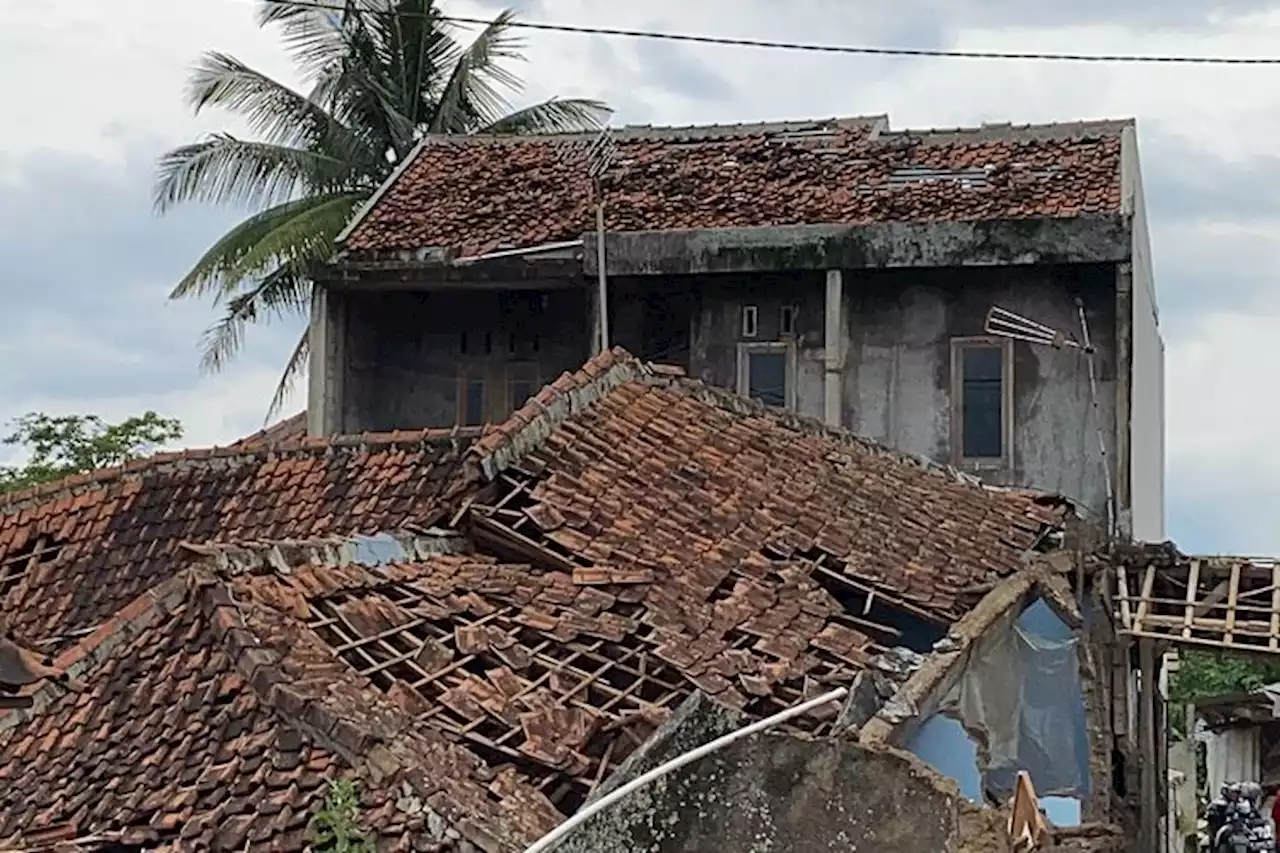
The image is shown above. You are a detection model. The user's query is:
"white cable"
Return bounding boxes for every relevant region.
[520,686,849,853]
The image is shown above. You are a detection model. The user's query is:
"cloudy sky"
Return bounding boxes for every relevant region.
[3,0,1279,553]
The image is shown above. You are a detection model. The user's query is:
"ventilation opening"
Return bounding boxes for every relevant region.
[0,535,63,598]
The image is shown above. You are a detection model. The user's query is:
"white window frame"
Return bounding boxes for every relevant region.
[950,336,1014,469]
[737,341,797,411]
[741,305,759,338]
[780,304,799,338]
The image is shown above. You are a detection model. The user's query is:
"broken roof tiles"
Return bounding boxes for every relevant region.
[468,349,1061,625]
[0,566,560,853]
[343,116,1129,256]
[0,429,477,650]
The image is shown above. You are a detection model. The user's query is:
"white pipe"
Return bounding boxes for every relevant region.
[452,240,584,265]
[520,686,849,853]
[594,201,609,354]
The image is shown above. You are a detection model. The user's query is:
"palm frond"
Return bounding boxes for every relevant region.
[187,52,372,162]
[266,328,311,422]
[200,266,311,374]
[430,10,528,134]
[153,135,357,213]
[481,97,612,135]
[258,0,361,80]
[169,191,365,301]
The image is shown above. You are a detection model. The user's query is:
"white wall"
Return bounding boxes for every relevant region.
[1124,125,1167,542]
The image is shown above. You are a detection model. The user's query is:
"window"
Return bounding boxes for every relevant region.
[509,378,535,410]
[952,338,1012,464]
[741,305,759,338]
[737,342,794,409]
[780,304,798,337]
[463,377,486,426]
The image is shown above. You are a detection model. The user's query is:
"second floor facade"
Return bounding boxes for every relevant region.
[309,115,1163,541]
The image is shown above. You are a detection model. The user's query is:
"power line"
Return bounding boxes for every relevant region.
[262,0,1280,66]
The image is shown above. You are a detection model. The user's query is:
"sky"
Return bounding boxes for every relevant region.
[3,0,1280,554]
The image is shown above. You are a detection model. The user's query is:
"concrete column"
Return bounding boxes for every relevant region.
[306,285,344,437]
[823,269,844,428]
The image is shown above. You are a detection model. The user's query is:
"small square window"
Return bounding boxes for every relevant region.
[780,305,798,337]
[741,305,759,338]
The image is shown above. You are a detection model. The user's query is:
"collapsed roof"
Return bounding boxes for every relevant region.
[340,116,1130,258]
[0,349,1071,851]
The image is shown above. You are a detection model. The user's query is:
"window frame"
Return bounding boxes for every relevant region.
[737,341,797,411]
[950,336,1014,468]
[741,305,759,339]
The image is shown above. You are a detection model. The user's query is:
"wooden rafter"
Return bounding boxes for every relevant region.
[1116,555,1280,654]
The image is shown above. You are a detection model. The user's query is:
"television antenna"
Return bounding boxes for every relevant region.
[584,128,617,355]
[984,299,1115,539]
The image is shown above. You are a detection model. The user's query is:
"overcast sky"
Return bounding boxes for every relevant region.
[3,0,1279,553]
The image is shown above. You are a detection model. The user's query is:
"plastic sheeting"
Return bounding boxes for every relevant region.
[935,599,1091,799]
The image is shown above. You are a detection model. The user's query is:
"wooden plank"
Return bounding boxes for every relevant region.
[1137,639,1158,853]
[1270,562,1280,650]
[1183,559,1200,639]
[1116,564,1133,628]
[1133,564,1156,634]
[1226,562,1242,646]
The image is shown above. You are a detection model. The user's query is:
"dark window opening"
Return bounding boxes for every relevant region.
[509,380,534,411]
[741,305,759,338]
[780,305,797,337]
[532,334,541,353]
[0,535,63,598]
[508,333,517,355]
[960,344,1004,459]
[746,351,787,407]
[484,332,493,356]
[463,379,486,426]
[459,332,468,354]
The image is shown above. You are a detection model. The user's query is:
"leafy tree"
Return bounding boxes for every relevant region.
[0,412,184,493]
[1169,649,1280,705]
[156,0,610,416]
[309,779,374,853]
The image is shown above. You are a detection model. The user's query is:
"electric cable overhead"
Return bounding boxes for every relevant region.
[263,0,1280,65]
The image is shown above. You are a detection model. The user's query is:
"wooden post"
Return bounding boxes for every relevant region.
[1138,638,1159,852]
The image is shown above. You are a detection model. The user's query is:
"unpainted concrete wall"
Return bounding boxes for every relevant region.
[684,264,1119,520]
[560,729,1011,853]
[338,289,589,431]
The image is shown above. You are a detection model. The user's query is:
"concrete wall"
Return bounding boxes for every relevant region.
[338,289,589,432]
[683,264,1119,521]
[1122,126,1166,542]
[687,272,828,422]
[558,692,1010,853]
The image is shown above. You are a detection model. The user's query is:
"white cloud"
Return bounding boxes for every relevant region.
[5,0,1280,551]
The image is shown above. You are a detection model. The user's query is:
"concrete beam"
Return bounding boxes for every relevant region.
[315,256,585,291]
[584,216,1131,276]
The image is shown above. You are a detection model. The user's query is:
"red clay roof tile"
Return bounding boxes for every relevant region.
[0,430,479,650]
[344,117,1128,256]
[0,566,559,852]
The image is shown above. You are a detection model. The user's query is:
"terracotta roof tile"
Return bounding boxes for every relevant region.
[469,349,1063,624]
[0,430,479,650]
[227,412,307,450]
[0,567,558,852]
[344,116,1128,255]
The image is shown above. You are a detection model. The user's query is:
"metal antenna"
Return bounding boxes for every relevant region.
[584,128,617,356]
[984,301,1115,540]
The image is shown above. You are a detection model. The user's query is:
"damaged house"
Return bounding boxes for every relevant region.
[0,349,1143,851]
[311,114,1164,543]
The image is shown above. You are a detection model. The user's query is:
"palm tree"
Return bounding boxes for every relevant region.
[155,0,610,417]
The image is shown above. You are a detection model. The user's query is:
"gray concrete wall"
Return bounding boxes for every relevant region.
[688,272,828,421]
[339,289,589,432]
[842,264,1118,519]
[559,723,1007,853]
[684,264,1119,521]
[1122,127,1166,542]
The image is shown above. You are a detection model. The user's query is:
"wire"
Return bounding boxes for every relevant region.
[262,0,1280,65]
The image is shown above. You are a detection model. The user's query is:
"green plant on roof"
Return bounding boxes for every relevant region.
[310,779,375,853]
[155,0,611,420]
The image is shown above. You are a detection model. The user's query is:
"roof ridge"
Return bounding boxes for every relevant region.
[469,346,647,480]
[469,346,1062,509]
[0,425,483,513]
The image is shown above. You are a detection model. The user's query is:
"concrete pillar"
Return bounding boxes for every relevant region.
[306,285,344,437]
[824,269,844,428]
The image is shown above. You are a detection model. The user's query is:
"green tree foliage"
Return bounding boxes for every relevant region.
[309,780,375,853]
[0,412,184,493]
[1169,649,1280,705]
[156,0,610,416]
